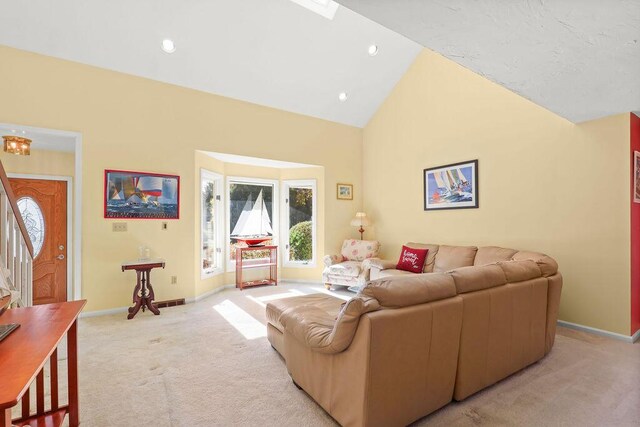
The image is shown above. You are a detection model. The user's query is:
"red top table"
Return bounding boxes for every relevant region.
[0,300,86,427]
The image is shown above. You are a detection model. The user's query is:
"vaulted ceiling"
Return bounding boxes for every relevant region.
[338,0,640,123]
[0,0,421,128]
[0,0,638,127]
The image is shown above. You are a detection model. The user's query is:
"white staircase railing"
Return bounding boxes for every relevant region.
[0,161,34,307]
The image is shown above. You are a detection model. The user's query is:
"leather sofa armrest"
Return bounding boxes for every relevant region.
[365,258,397,271]
[323,254,344,267]
[280,296,380,354]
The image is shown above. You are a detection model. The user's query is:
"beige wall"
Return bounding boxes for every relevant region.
[1,149,75,177]
[0,45,362,312]
[364,49,631,335]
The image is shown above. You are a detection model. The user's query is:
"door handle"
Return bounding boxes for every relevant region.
[57,254,65,260]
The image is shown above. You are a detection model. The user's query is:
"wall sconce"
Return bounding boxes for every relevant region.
[3,136,32,156]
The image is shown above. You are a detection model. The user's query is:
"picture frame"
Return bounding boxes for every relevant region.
[104,169,180,219]
[634,151,640,203]
[336,183,353,200]
[423,160,479,211]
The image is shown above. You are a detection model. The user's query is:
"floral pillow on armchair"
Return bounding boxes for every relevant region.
[341,239,380,262]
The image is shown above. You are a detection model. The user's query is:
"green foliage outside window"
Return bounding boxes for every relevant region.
[289,220,312,261]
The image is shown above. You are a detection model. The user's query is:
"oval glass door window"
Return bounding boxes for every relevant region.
[17,197,45,258]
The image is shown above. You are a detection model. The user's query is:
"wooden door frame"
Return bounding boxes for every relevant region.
[1,121,83,303]
[8,173,74,302]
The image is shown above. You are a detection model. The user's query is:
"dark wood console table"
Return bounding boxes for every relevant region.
[122,259,165,320]
[235,245,278,290]
[0,300,86,427]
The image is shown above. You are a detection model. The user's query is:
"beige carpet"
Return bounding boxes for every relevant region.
[17,283,640,426]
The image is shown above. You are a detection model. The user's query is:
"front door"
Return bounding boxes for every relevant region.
[9,178,67,305]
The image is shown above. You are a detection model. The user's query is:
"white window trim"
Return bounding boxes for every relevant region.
[226,176,279,272]
[201,169,224,279]
[282,179,317,268]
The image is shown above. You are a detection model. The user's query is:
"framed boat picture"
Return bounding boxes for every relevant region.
[104,170,180,219]
[423,160,478,211]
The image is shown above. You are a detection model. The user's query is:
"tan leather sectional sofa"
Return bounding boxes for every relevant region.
[266,244,562,427]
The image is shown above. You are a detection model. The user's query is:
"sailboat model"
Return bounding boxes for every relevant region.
[231,190,273,246]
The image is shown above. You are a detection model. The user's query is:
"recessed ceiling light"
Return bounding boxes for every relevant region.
[338,92,348,102]
[161,39,176,53]
[368,44,379,56]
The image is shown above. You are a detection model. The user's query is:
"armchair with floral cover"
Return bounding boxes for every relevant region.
[322,239,381,292]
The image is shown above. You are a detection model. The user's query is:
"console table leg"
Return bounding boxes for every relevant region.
[2,408,10,427]
[146,270,160,315]
[67,320,79,427]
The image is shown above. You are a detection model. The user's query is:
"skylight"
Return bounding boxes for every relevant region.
[289,0,339,20]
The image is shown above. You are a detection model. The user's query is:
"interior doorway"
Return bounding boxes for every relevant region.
[9,178,68,304]
[1,122,82,302]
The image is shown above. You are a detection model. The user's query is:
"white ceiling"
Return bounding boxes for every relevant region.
[337,0,640,123]
[0,125,76,153]
[0,0,421,128]
[201,151,318,169]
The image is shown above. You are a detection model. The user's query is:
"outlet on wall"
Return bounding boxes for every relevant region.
[112,222,127,232]
[171,276,177,284]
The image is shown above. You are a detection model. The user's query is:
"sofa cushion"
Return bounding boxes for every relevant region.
[370,268,414,281]
[341,239,380,262]
[474,246,518,266]
[406,242,439,272]
[433,245,478,272]
[280,295,380,354]
[326,261,362,278]
[266,294,345,333]
[511,251,558,277]
[449,264,507,294]
[498,260,542,283]
[360,273,457,308]
[396,245,429,273]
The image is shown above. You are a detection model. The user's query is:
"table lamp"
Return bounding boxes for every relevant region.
[350,212,372,240]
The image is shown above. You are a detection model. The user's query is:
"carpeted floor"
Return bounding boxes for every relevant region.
[17,283,640,426]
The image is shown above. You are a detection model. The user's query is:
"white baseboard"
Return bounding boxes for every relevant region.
[280,279,323,285]
[188,284,236,303]
[80,306,130,318]
[80,285,236,318]
[558,320,640,343]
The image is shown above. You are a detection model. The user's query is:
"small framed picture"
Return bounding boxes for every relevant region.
[336,183,353,200]
[424,160,479,211]
[634,151,640,203]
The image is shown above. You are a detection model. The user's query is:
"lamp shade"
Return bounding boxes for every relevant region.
[350,212,372,227]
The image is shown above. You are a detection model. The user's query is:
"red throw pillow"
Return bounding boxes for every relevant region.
[396,246,429,273]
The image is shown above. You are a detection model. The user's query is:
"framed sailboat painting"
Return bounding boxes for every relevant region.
[104,170,180,219]
[423,160,478,211]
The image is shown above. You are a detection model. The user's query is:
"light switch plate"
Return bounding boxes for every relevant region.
[112,223,127,232]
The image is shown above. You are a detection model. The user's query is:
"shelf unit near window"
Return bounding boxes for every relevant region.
[234,245,278,290]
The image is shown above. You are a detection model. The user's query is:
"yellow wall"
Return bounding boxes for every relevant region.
[1,149,75,177]
[0,45,362,312]
[363,49,631,335]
